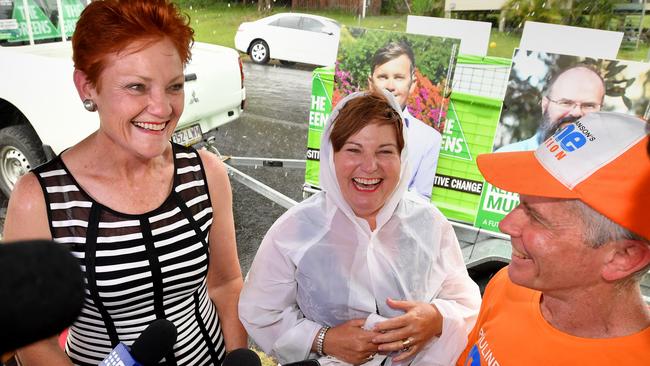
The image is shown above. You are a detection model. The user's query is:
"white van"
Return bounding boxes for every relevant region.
[0,0,246,196]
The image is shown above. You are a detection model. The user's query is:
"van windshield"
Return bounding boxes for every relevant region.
[0,0,85,46]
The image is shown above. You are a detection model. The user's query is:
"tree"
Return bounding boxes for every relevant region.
[564,0,615,30]
[258,0,272,13]
[502,0,563,31]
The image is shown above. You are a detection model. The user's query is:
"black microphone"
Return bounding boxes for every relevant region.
[282,360,321,366]
[223,348,262,366]
[100,319,177,366]
[0,240,83,354]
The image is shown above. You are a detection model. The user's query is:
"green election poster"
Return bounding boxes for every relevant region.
[304,66,334,189]
[3,0,84,42]
[58,0,84,37]
[432,92,503,223]
[431,55,511,224]
[474,183,519,232]
[9,0,58,42]
[439,101,471,161]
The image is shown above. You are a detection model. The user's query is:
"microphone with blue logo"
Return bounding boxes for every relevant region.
[100,319,177,366]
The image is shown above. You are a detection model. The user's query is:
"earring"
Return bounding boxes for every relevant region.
[83,99,97,112]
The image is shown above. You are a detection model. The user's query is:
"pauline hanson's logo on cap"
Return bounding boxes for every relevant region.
[535,112,645,190]
[542,121,597,161]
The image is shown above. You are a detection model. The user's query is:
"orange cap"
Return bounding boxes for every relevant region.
[478,112,650,240]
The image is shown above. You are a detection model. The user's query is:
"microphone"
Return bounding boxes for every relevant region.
[100,319,177,366]
[282,360,321,366]
[0,240,83,354]
[223,348,262,366]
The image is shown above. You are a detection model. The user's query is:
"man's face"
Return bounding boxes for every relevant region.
[540,67,605,135]
[368,54,415,110]
[498,195,610,293]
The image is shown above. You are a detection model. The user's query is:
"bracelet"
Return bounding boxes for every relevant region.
[316,326,330,356]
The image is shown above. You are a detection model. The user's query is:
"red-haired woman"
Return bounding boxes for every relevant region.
[4,1,247,364]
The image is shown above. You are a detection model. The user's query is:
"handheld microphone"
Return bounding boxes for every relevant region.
[223,348,262,366]
[0,240,83,354]
[100,319,177,366]
[282,360,321,366]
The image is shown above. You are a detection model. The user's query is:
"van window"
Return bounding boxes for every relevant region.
[0,0,85,46]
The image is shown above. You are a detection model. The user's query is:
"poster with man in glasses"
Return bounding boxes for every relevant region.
[493,49,650,153]
[474,49,650,232]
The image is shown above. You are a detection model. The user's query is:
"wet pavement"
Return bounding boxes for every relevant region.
[213,61,315,274]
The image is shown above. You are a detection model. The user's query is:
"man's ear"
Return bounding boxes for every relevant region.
[601,239,650,282]
[367,76,375,91]
[73,69,96,102]
[408,72,417,96]
[541,95,549,112]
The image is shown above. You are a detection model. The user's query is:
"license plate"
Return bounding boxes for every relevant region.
[172,124,203,146]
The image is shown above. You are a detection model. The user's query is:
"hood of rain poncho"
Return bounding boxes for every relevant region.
[319,89,411,233]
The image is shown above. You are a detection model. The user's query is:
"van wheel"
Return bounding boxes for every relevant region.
[249,40,270,64]
[0,125,46,197]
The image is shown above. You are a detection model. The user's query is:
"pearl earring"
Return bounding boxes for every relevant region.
[83,99,97,112]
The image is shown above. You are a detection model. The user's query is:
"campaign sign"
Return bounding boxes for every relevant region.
[474,49,650,233]
[304,66,334,189]
[431,55,511,224]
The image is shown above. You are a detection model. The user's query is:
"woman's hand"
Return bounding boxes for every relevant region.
[371,298,443,362]
[318,319,380,365]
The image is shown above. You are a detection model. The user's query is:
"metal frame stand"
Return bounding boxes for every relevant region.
[205,144,303,210]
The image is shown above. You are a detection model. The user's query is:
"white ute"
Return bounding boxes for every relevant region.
[0,0,245,196]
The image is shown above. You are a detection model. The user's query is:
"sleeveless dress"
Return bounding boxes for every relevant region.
[34,143,225,366]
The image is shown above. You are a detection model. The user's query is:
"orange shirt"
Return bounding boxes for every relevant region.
[457,268,650,366]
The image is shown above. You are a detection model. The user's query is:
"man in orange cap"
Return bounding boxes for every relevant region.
[457,112,650,365]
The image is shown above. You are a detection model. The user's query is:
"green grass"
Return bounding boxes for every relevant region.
[485,31,522,59]
[181,3,649,62]
[182,3,408,49]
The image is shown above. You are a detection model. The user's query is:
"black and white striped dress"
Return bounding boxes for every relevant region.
[34,144,225,366]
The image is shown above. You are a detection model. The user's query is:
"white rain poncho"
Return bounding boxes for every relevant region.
[239,91,481,366]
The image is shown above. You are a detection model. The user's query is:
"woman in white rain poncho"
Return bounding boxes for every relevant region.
[239,91,480,366]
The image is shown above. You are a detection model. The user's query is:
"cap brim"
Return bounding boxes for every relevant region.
[477,151,579,199]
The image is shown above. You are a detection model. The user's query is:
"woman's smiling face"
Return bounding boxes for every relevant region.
[333,122,401,228]
[84,37,185,158]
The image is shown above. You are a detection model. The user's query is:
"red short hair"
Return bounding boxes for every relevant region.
[72,0,194,87]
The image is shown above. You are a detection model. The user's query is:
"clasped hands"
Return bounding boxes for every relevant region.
[320,299,442,365]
